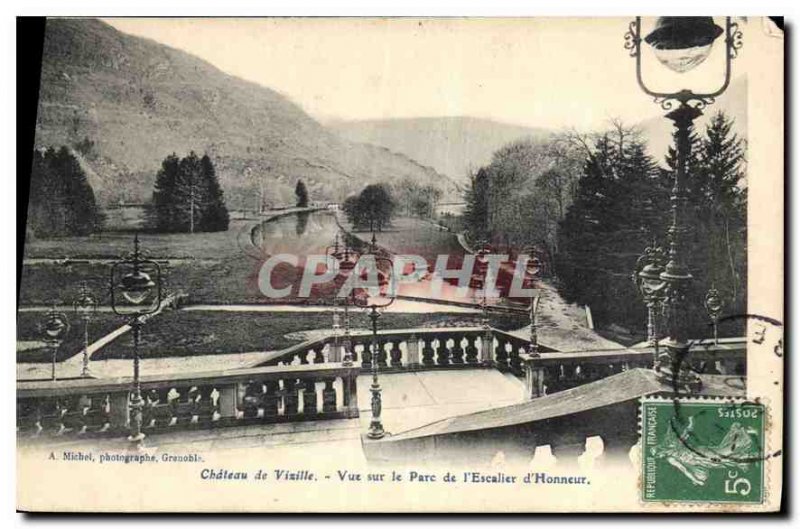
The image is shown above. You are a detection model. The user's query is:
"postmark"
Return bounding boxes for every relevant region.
[641,398,765,504]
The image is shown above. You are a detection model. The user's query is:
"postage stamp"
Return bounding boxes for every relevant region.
[641,399,766,504]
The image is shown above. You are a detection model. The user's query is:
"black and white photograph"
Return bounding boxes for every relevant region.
[14,15,784,513]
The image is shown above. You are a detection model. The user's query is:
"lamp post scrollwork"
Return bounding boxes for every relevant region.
[73,282,97,378]
[625,17,742,391]
[363,223,396,440]
[41,304,70,381]
[110,234,163,448]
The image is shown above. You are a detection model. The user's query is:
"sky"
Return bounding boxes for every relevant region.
[105,17,751,130]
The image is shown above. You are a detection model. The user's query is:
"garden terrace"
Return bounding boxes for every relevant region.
[17,327,746,449]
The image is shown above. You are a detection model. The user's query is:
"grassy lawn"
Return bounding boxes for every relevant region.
[90,310,528,360]
[22,219,255,259]
[17,312,124,363]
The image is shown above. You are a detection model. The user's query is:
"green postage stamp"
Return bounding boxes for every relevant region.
[641,399,766,504]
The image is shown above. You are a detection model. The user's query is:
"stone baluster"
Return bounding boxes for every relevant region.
[361,342,372,370]
[377,340,388,368]
[551,436,586,468]
[86,394,110,433]
[39,398,65,435]
[495,338,509,371]
[141,390,156,429]
[406,335,420,367]
[302,379,318,415]
[173,386,196,426]
[389,340,403,367]
[263,381,280,419]
[421,336,435,366]
[283,378,299,416]
[598,431,638,468]
[152,388,173,427]
[322,378,337,413]
[465,334,479,364]
[313,346,325,364]
[242,381,264,419]
[508,345,522,375]
[349,341,361,365]
[435,335,450,366]
[17,398,41,436]
[451,335,465,364]
[195,385,216,425]
[61,395,88,435]
[544,365,561,394]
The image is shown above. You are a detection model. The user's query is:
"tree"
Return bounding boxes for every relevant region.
[462,136,584,254]
[342,183,396,231]
[149,152,229,233]
[295,180,309,208]
[555,127,667,330]
[554,112,746,338]
[394,179,442,219]
[687,112,747,332]
[198,154,229,232]
[27,146,102,238]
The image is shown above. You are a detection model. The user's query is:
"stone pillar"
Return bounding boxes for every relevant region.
[343,373,359,418]
[480,331,494,365]
[329,341,343,363]
[217,384,238,421]
[109,391,130,432]
[523,356,545,399]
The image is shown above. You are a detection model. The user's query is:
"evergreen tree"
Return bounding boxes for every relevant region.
[27,147,102,238]
[149,152,229,233]
[689,112,747,333]
[463,168,490,243]
[295,180,309,208]
[198,154,229,232]
[150,153,181,232]
[555,112,746,339]
[555,132,667,329]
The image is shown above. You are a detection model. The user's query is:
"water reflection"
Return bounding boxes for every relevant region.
[295,211,310,237]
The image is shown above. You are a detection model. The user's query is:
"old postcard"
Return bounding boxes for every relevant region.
[16,16,783,512]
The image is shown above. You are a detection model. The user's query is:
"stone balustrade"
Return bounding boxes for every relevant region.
[17,362,359,440]
[521,337,747,398]
[258,327,556,376]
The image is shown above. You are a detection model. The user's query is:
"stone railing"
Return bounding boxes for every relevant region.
[255,327,556,376]
[17,362,359,440]
[521,337,747,398]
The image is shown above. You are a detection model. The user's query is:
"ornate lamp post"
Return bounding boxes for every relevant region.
[625,17,742,389]
[364,225,395,440]
[633,244,668,362]
[330,231,358,366]
[73,282,97,378]
[704,287,724,345]
[41,305,70,381]
[110,234,163,447]
[525,253,542,357]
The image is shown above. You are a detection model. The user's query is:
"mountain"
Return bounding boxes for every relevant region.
[33,18,455,208]
[328,78,747,183]
[327,117,552,184]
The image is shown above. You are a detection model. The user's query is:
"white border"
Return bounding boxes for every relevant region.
[4,1,794,526]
